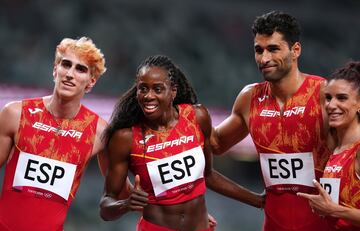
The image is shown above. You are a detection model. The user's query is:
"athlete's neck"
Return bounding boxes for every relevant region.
[270,70,304,110]
[45,95,81,119]
[335,124,360,154]
[144,106,179,131]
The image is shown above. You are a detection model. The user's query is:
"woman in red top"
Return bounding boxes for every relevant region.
[298,61,360,230]
[100,55,264,231]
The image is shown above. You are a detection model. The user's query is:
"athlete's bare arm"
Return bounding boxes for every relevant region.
[99,128,148,221]
[195,104,264,208]
[94,117,109,176]
[0,101,21,168]
[211,84,255,155]
[96,119,134,199]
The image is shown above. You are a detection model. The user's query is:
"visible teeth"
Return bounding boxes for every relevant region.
[329,113,341,118]
[63,81,75,87]
[145,105,156,110]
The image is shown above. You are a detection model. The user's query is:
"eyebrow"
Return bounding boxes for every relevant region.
[336,93,349,97]
[267,44,280,48]
[61,59,89,70]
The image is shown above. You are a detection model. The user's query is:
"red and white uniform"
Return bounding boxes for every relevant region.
[130,104,206,205]
[249,76,331,230]
[0,98,98,231]
[321,141,360,230]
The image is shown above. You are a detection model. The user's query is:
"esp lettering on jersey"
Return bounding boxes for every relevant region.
[320,178,340,204]
[13,152,77,200]
[260,152,315,189]
[146,146,205,197]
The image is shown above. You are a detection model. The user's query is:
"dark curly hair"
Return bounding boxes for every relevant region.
[104,55,198,144]
[252,11,301,47]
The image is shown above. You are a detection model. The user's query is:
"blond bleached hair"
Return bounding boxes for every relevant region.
[54,37,106,79]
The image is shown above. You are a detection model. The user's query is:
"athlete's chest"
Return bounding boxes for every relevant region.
[17,100,97,165]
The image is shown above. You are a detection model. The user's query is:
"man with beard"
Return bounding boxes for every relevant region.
[211,11,333,231]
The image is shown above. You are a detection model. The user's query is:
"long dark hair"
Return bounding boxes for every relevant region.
[104,55,198,145]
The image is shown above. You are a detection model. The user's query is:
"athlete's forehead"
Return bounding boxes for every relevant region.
[325,79,358,95]
[59,50,90,69]
[254,32,289,49]
[137,66,171,85]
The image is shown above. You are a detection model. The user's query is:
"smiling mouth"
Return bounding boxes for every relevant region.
[260,66,275,72]
[62,81,75,87]
[143,104,158,113]
[328,113,342,120]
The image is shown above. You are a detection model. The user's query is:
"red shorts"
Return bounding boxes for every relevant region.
[136,217,214,231]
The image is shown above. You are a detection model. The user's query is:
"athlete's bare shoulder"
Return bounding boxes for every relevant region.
[192,104,210,120]
[97,116,108,135]
[236,83,257,103]
[107,127,133,160]
[233,83,257,115]
[241,83,258,94]
[0,100,22,129]
[111,127,133,142]
[1,100,22,114]
[193,104,212,137]
[0,100,22,165]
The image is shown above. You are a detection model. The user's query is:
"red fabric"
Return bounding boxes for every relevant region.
[323,141,360,230]
[130,104,206,205]
[249,76,331,230]
[0,97,98,231]
[137,217,214,231]
[264,192,329,231]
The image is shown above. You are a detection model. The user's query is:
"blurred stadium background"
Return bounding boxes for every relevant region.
[0,0,359,230]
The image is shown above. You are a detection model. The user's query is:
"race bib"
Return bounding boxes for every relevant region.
[13,151,77,200]
[146,146,205,197]
[260,152,315,188]
[320,178,340,204]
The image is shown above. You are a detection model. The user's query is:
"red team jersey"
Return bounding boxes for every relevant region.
[249,76,331,230]
[130,104,206,205]
[0,98,98,231]
[322,141,360,230]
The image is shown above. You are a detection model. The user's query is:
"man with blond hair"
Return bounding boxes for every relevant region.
[0,37,109,230]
